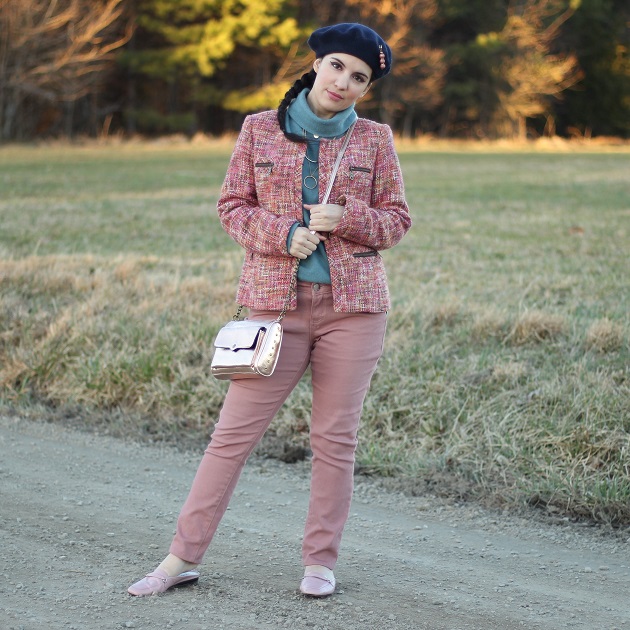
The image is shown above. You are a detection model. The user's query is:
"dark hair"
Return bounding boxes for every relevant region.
[277,69,316,142]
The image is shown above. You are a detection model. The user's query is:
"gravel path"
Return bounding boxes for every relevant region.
[1,414,628,630]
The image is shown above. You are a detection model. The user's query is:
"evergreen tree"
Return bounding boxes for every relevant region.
[119,0,304,134]
[556,0,630,137]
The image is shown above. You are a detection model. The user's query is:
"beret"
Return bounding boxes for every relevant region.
[307,23,392,81]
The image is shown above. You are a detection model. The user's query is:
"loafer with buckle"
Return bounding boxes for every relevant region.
[300,572,336,597]
[127,568,200,596]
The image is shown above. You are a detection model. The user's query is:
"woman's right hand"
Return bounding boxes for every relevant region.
[289,227,321,259]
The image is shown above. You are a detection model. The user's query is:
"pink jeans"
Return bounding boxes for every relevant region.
[169,282,387,569]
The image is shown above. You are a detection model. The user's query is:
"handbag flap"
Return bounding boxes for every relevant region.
[214,320,268,351]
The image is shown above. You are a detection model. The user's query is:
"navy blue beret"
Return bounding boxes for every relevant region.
[307,23,392,81]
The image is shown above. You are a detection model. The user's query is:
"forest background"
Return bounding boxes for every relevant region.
[1,0,629,142]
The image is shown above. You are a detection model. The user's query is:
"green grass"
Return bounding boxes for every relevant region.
[0,143,232,257]
[1,141,628,524]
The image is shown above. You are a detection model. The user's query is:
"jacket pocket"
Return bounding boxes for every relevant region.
[253,161,275,202]
[352,250,378,258]
[349,165,372,180]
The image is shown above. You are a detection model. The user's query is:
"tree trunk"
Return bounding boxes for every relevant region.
[64,100,75,139]
[518,115,527,141]
[2,92,19,140]
[403,108,414,139]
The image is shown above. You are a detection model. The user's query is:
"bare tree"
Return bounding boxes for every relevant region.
[0,0,131,140]
[491,0,582,139]
[346,0,446,135]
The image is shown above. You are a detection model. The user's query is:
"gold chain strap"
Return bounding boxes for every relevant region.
[277,259,299,322]
[233,259,299,322]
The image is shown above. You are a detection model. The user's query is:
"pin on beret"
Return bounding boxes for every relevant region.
[307,23,392,81]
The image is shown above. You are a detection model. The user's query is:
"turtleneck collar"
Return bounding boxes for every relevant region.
[285,89,357,139]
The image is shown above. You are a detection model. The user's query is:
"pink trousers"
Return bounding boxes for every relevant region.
[169,282,387,569]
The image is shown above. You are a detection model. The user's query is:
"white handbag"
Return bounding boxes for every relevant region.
[210,318,284,380]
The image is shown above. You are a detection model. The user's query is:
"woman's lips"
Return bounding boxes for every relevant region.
[326,90,343,102]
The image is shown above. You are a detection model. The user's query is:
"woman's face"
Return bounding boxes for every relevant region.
[307,53,372,119]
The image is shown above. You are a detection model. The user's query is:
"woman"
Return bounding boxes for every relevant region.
[128,22,411,598]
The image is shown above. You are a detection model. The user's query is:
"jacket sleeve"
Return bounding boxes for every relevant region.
[331,124,411,250]
[216,115,297,256]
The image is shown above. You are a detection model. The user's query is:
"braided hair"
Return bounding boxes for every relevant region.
[277,69,317,142]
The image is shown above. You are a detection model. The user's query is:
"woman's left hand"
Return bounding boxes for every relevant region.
[304,203,345,235]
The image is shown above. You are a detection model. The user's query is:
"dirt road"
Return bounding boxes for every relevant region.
[1,414,628,630]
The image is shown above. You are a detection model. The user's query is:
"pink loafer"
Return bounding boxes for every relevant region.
[299,572,336,597]
[127,568,200,596]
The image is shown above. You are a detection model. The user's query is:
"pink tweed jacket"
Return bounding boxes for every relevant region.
[217,110,411,313]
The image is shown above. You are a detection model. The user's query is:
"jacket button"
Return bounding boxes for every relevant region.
[313,283,320,291]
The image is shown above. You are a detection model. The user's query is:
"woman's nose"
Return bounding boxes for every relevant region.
[334,73,349,90]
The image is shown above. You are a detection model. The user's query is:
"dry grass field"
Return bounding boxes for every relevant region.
[1,140,628,524]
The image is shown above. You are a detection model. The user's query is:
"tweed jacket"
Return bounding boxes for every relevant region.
[217,110,411,313]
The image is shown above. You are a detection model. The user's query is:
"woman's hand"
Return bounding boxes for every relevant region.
[305,203,345,234]
[289,226,322,259]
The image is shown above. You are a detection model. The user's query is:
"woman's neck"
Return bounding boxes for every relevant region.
[285,90,357,139]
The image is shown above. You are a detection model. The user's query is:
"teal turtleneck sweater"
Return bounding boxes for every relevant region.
[285,89,357,284]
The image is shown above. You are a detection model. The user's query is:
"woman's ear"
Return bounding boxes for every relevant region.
[360,84,372,99]
[313,58,321,73]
